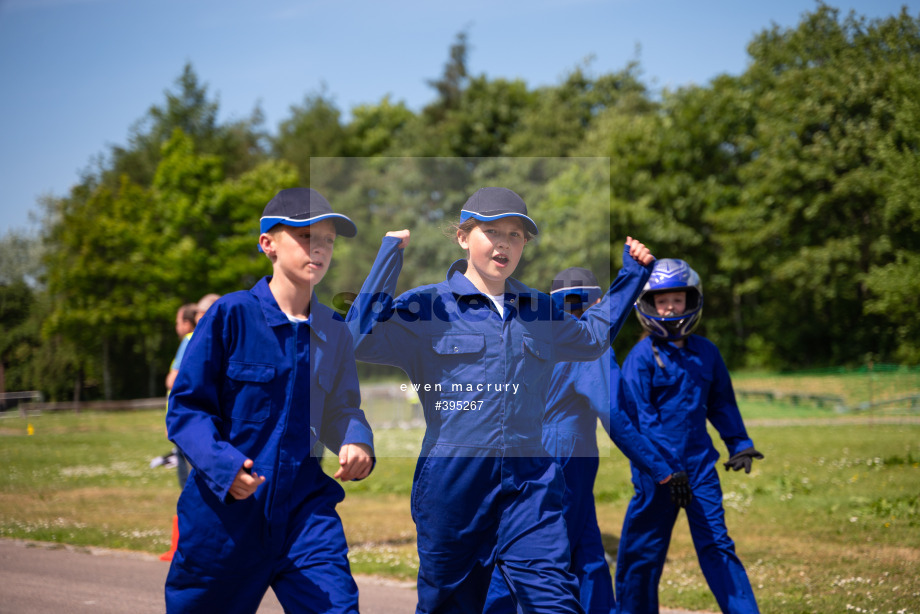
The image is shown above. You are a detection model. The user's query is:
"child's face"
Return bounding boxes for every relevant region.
[261,220,337,289]
[654,291,686,317]
[457,218,527,295]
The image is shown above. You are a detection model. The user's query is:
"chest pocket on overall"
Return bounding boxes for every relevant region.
[225,361,274,423]
[522,335,553,393]
[430,334,486,387]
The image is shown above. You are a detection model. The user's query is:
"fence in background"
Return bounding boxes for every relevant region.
[4,365,918,419]
[734,363,920,414]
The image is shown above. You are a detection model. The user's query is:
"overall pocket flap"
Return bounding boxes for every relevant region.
[227,361,275,383]
[522,335,552,361]
[432,334,486,355]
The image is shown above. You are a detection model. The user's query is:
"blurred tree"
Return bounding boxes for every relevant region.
[345,95,415,157]
[36,60,276,401]
[42,176,160,400]
[0,229,43,287]
[399,30,535,157]
[861,28,920,363]
[423,30,470,123]
[110,63,267,188]
[273,88,346,185]
[427,76,534,157]
[582,74,755,363]
[0,280,34,398]
[718,4,920,366]
[506,62,651,157]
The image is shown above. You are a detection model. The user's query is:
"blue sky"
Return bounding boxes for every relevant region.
[0,0,915,236]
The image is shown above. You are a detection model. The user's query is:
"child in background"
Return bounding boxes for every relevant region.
[616,258,763,614]
[483,267,689,614]
[166,302,198,485]
[347,187,654,613]
[166,295,220,486]
[165,188,375,613]
[158,302,199,562]
[166,303,197,394]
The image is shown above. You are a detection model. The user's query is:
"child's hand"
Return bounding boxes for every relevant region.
[228,459,265,500]
[385,229,410,249]
[626,236,655,266]
[333,443,374,482]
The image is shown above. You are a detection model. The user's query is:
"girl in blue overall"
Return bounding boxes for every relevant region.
[616,258,763,614]
[483,267,689,614]
[346,187,655,614]
[165,188,375,613]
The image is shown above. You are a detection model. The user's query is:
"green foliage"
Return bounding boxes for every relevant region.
[587,4,920,367]
[508,62,651,157]
[15,5,920,400]
[37,65,274,401]
[719,4,920,366]
[273,88,346,184]
[345,96,416,157]
[0,280,37,393]
[110,63,267,188]
[0,228,43,286]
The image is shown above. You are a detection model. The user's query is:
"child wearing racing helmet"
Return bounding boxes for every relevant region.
[346,187,655,614]
[615,258,763,614]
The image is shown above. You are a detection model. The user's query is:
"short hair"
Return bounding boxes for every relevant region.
[179,303,197,327]
[196,293,221,316]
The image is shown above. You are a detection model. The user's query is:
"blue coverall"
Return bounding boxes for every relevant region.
[616,335,760,614]
[484,343,675,614]
[165,277,374,614]
[346,237,652,614]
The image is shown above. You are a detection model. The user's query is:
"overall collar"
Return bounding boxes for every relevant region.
[253,276,328,342]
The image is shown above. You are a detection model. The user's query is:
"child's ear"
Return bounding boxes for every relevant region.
[258,233,275,256]
[456,228,470,250]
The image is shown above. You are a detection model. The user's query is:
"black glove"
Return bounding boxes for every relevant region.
[667,471,692,508]
[723,447,764,473]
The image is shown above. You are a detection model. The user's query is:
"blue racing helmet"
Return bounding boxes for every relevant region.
[634,258,703,341]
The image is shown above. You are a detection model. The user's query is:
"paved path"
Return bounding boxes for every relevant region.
[0,539,415,614]
[0,539,708,613]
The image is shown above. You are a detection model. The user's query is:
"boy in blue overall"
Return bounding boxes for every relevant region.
[616,258,763,614]
[165,188,375,614]
[483,267,690,614]
[346,187,655,614]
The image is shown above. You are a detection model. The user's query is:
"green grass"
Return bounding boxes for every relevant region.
[595,421,920,613]
[2,388,919,613]
[0,411,179,552]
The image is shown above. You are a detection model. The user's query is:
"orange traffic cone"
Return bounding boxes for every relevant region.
[159,515,179,561]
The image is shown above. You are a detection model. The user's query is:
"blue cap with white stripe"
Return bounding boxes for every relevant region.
[260,188,357,237]
[550,267,602,315]
[460,187,539,236]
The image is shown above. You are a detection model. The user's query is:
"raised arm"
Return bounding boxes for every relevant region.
[344,232,409,366]
[553,241,654,363]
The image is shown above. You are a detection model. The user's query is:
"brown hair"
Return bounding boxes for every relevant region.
[445,217,534,245]
[179,303,197,327]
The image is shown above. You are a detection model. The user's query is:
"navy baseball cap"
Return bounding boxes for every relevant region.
[550,267,603,314]
[260,188,357,237]
[460,187,539,236]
